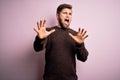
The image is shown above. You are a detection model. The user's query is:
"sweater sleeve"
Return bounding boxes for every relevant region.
[33,36,47,52]
[75,42,89,62]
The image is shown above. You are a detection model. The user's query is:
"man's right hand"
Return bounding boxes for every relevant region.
[34,20,55,39]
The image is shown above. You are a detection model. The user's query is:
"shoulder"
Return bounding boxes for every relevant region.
[68,28,77,35]
[46,26,56,31]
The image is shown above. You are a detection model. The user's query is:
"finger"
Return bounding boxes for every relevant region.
[37,22,40,30]
[41,20,45,27]
[83,35,88,39]
[40,20,42,27]
[77,28,81,35]
[43,19,46,27]
[81,28,84,34]
[82,31,87,37]
[78,28,81,33]
[33,28,38,33]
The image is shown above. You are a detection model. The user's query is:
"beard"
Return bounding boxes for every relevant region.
[58,17,69,29]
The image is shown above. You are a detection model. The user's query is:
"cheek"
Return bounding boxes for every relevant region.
[60,14,66,18]
[70,17,72,21]
[59,16,64,22]
[69,15,72,19]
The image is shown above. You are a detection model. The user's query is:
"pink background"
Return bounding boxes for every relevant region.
[0,0,120,80]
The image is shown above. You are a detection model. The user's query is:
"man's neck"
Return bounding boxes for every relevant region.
[57,24,69,29]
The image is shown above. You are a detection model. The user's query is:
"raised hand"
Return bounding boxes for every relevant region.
[34,20,55,39]
[69,28,88,44]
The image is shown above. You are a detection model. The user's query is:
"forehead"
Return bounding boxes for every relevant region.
[61,8,72,13]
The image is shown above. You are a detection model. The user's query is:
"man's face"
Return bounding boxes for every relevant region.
[57,8,72,28]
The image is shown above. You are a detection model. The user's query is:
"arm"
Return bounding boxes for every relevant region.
[69,28,89,62]
[33,20,55,52]
[76,43,89,62]
[33,36,47,52]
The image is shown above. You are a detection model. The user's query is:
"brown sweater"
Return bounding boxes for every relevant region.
[34,26,89,80]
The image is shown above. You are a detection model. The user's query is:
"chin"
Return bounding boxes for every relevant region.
[64,25,69,28]
[65,26,69,28]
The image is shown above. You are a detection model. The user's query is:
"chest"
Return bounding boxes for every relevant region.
[47,29,75,48]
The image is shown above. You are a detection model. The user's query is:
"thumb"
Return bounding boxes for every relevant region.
[50,29,55,33]
[69,33,76,40]
[48,29,55,35]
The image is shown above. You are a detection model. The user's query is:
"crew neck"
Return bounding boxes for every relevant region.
[55,26,69,30]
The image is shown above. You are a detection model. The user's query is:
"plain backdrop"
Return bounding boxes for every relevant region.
[0,0,120,80]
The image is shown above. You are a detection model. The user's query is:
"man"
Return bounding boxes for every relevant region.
[33,3,89,80]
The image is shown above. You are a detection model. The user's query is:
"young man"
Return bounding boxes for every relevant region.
[33,3,89,80]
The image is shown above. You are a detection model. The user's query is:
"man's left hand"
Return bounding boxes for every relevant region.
[69,28,88,44]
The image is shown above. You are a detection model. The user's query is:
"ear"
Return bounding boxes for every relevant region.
[56,13,59,19]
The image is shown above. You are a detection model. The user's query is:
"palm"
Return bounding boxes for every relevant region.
[69,28,88,44]
[34,20,55,39]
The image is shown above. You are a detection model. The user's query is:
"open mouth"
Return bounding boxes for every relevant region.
[64,19,69,25]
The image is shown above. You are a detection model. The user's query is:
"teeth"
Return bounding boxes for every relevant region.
[65,19,69,22]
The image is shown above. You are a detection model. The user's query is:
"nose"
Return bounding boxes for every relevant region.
[66,13,70,18]
[67,12,72,18]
